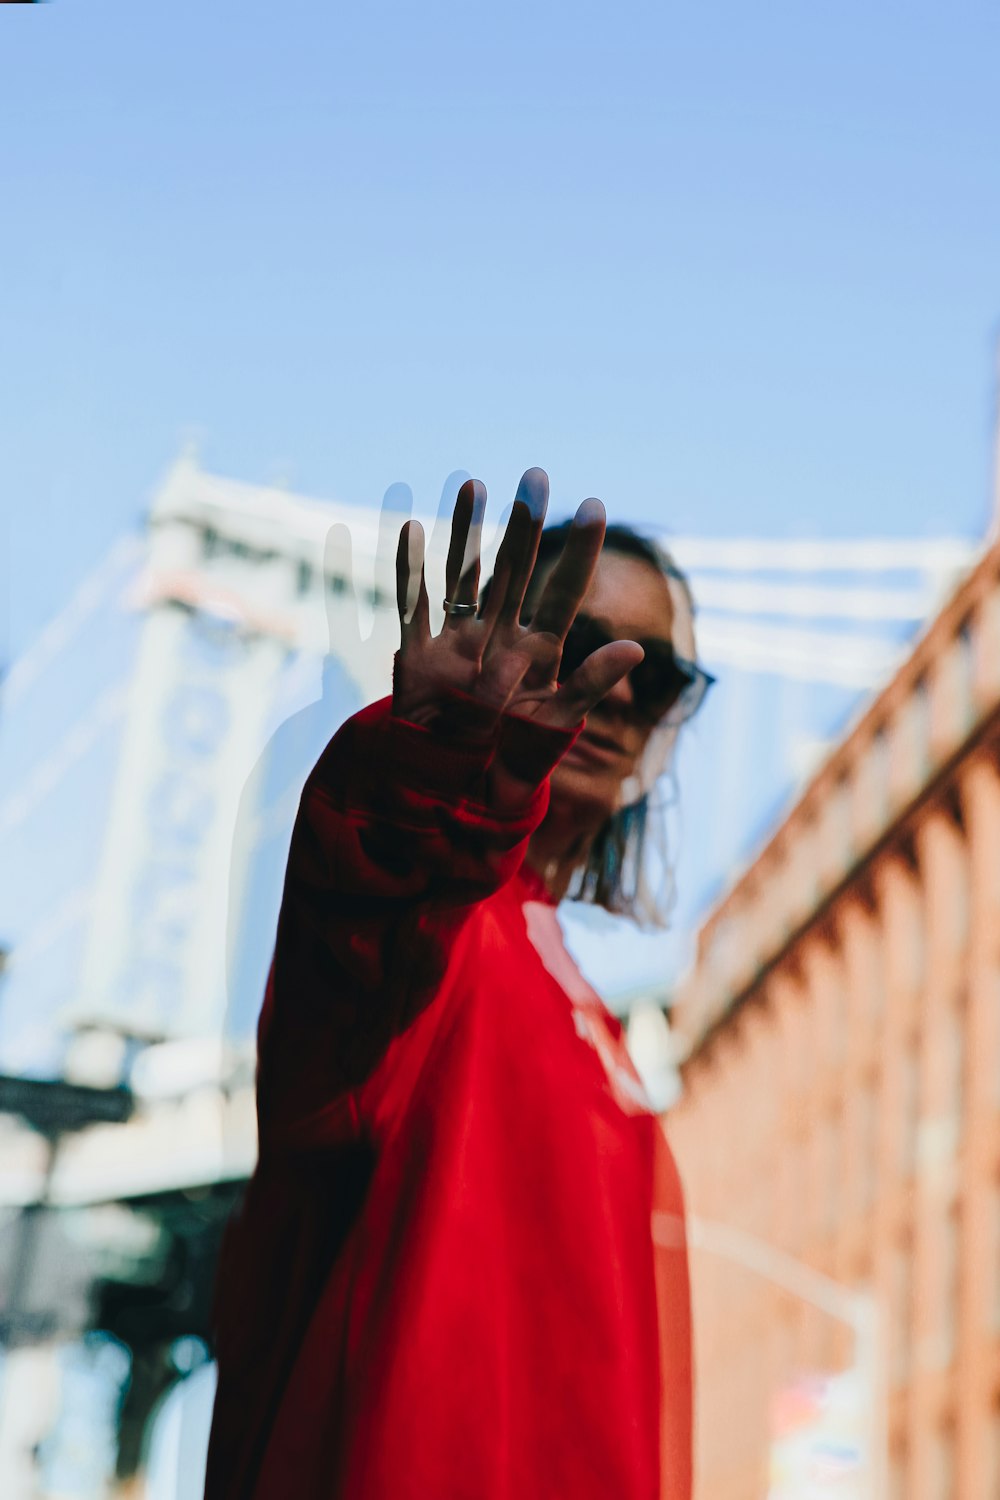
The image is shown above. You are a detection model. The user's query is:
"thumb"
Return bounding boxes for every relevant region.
[550,640,644,725]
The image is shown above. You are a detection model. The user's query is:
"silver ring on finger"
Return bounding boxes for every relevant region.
[442,598,478,618]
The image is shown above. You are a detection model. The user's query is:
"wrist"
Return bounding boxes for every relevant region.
[487,711,584,817]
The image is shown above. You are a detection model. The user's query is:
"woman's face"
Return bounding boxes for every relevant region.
[544,551,677,824]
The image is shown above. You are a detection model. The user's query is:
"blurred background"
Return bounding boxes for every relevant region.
[2,3,999,1496]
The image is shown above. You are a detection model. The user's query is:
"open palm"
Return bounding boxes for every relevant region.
[393,468,644,736]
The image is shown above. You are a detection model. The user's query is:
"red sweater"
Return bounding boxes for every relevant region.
[205,697,692,1500]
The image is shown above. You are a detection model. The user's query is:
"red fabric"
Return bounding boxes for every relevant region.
[205,696,692,1500]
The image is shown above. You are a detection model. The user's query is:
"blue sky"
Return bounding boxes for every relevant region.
[3,1,999,664]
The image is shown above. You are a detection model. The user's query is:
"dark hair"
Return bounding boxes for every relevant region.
[481,519,695,927]
[521,518,693,612]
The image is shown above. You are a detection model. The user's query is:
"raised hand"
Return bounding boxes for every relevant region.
[392,468,644,736]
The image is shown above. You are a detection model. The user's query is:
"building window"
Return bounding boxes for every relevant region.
[821,776,854,883]
[992,1173,1000,1336]
[788,1133,808,1257]
[945,997,966,1126]
[790,819,821,923]
[898,1045,920,1180]
[911,674,932,778]
[889,1237,912,1388]
[901,867,926,996]
[973,591,1000,704]
[864,724,891,831]
[936,1207,960,1369]
[891,677,931,808]
[858,1075,878,1213]
[954,829,971,957]
[845,898,884,1031]
[928,1424,955,1500]
[986,1399,1000,1500]
[953,616,976,737]
[820,1109,839,1237]
[874,724,890,808]
[865,909,886,1026]
[296,560,313,596]
[327,573,347,596]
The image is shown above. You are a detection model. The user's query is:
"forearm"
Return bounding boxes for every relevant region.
[255,693,578,1148]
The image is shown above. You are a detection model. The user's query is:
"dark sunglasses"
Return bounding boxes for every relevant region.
[558,612,715,727]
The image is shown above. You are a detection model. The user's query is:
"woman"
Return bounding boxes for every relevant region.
[205,469,712,1500]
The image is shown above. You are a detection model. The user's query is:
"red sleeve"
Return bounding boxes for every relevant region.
[255,692,578,1153]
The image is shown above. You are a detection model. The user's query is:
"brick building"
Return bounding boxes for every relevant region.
[667,535,1000,1499]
